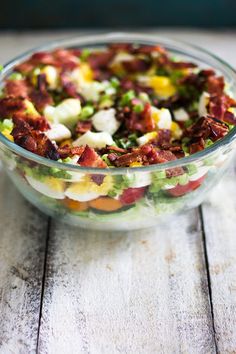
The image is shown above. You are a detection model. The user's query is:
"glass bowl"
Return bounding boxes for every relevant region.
[0,32,236,231]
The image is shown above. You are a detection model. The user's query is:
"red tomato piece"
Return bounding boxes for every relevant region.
[167,175,205,197]
[119,187,146,205]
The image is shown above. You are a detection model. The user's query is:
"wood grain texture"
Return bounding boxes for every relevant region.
[0,167,48,353]
[37,210,215,354]
[201,163,236,353]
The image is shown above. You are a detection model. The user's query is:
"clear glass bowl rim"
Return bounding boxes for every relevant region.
[0,31,236,175]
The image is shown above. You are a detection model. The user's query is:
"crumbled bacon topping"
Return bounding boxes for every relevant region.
[79,146,107,168]
[0,96,26,117]
[11,116,59,160]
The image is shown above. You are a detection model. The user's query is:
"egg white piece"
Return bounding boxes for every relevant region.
[62,156,85,182]
[44,98,81,128]
[73,131,114,149]
[45,123,72,142]
[110,52,134,65]
[173,108,189,122]
[41,65,58,90]
[198,91,210,117]
[162,183,177,190]
[188,166,210,181]
[79,82,104,102]
[137,135,148,146]
[129,172,152,188]
[151,106,172,130]
[92,108,120,135]
[25,175,65,199]
[65,189,100,202]
[137,132,157,146]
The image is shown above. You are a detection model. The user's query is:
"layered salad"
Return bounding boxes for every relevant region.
[0,43,235,218]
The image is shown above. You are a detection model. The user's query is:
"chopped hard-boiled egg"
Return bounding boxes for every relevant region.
[137,131,158,146]
[73,131,114,149]
[79,81,105,102]
[61,155,85,182]
[65,175,113,202]
[44,98,81,129]
[24,99,40,118]
[69,64,103,101]
[188,166,209,182]
[45,123,72,142]
[171,122,182,139]
[151,106,172,129]
[91,108,120,135]
[0,119,14,141]
[173,108,189,122]
[26,175,65,199]
[70,63,93,87]
[198,91,210,117]
[41,65,59,90]
[130,162,143,167]
[110,52,134,74]
[129,172,152,188]
[142,76,176,98]
[1,129,13,141]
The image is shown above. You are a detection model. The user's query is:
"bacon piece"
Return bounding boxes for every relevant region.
[57,145,85,159]
[29,90,53,112]
[13,112,50,131]
[31,52,57,66]
[75,120,92,134]
[16,49,79,74]
[207,76,224,95]
[142,103,156,132]
[171,61,197,70]
[189,138,205,154]
[223,110,236,125]
[132,45,167,55]
[79,146,107,168]
[109,43,133,52]
[209,94,236,121]
[185,116,229,154]
[105,145,127,153]
[111,144,180,167]
[120,78,153,95]
[93,69,112,81]
[53,49,79,70]
[5,79,30,98]
[190,116,228,141]
[123,103,155,134]
[0,96,26,117]
[156,129,171,148]
[122,59,151,73]
[88,51,114,70]
[60,70,84,99]
[12,116,59,160]
[15,62,35,74]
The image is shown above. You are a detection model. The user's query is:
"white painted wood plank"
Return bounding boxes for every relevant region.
[0,166,49,353]
[201,164,236,353]
[38,210,215,354]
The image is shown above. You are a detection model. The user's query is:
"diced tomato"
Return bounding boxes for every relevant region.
[119,187,146,205]
[167,175,205,197]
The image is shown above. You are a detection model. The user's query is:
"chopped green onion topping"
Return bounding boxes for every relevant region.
[79,105,94,120]
[120,90,135,106]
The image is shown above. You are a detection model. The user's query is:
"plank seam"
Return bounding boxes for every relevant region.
[36,217,51,353]
[199,206,218,354]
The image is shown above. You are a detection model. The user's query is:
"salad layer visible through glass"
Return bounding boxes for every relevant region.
[0,34,236,229]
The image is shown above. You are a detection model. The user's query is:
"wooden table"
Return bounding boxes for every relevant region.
[0,30,236,354]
